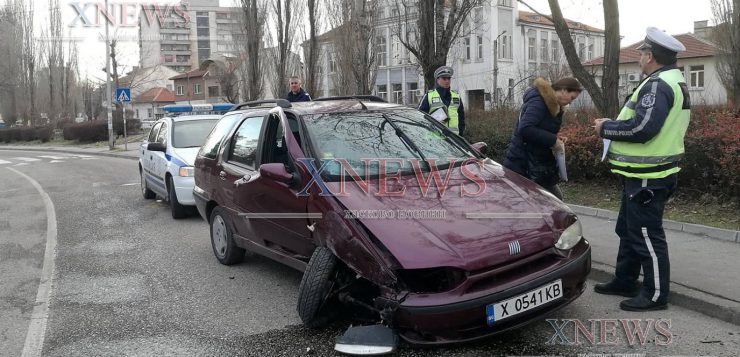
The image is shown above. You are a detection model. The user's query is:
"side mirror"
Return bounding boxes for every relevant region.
[259,163,293,184]
[471,142,488,155]
[147,142,166,152]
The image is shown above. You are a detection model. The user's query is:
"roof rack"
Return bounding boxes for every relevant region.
[230,99,292,111]
[313,95,387,103]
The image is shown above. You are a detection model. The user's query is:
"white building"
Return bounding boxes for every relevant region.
[138,0,241,73]
[584,31,726,106]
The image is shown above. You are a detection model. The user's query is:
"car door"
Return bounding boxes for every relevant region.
[150,120,170,196]
[195,112,245,203]
[141,122,163,194]
[233,108,314,258]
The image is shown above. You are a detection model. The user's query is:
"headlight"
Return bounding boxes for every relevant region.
[555,220,583,250]
[178,166,194,177]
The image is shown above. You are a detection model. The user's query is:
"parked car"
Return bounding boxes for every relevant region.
[193,98,590,345]
[139,103,233,218]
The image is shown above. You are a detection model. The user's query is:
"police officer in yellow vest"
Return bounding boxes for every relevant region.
[593,27,690,312]
[418,66,465,136]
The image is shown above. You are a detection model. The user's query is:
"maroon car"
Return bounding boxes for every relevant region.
[193,98,590,345]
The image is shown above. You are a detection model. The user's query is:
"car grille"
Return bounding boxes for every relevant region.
[464,248,562,294]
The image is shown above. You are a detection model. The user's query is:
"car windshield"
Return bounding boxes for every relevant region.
[172,119,219,148]
[301,110,476,179]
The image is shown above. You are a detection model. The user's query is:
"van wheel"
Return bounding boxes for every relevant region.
[297,247,339,328]
[167,176,188,219]
[210,207,244,265]
[140,167,155,199]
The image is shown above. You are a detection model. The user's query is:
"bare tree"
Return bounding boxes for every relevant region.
[240,0,266,101]
[326,0,379,95]
[21,0,38,125]
[518,0,621,118]
[0,0,23,125]
[303,0,320,97]
[267,0,303,98]
[391,0,485,90]
[711,0,740,113]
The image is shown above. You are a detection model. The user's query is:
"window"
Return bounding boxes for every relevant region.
[377,84,387,100]
[155,122,168,144]
[551,39,559,63]
[148,122,162,142]
[497,0,513,6]
[176,55,190,63]
[477,35,484,59]
[375,36,387,66]
[136,109,140,118]
[176,85,184,96]
[406,31,417,63]
[540,38,549,62]
[407,82,420,105]
[508,78,514,100]
[193,83,202,94]
[499,35,512,59]
[587,43,594,60]
[229,116,265,168]
[172,119,219,148]
[464,37,471,60]
[528,36,536,61]
[208,86,220,97]
[690,65,705,88]
[147,108,152,118]
[200,113,243,159]
[393,84,403,104]
[578,38,585,58]
[329,53,337,73]
[393,39,403,65]
[164,54,173,63]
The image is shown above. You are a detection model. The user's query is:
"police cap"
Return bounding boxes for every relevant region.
[434,66,454,78]
[636,27,686,53]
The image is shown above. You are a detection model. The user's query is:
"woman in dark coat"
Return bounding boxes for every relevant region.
[503,77,583,199]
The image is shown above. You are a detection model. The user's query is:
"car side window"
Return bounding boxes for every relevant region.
[228,116,264,169]
[155,122,168,144]
[148,122,162,142]
[200,113,243,159]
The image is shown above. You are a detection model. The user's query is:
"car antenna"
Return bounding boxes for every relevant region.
[353,97,367,110]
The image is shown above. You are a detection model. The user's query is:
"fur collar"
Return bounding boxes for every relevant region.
[534,77,561,116]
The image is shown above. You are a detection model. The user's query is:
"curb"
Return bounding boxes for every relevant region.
[590,261,740,326]
[0,146,139,162]
[568,204,740,244]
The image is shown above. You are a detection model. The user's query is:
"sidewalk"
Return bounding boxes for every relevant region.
[2,142,740,325]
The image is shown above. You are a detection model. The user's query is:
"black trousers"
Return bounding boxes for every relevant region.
[613,174,677,303]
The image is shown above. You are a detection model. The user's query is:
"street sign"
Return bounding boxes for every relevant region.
[115,87,131,102]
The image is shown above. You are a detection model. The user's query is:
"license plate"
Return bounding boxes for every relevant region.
[486,279,562,325]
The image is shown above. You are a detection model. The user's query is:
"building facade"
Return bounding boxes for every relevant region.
[138,0,241,73]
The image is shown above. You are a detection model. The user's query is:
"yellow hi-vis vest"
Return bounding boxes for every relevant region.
[427,89,460,134]
[607,69,690,179]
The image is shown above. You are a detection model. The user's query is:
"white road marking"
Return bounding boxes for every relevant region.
[0,159,11,165]
[120,183,140,186]
[49,160,65,163]
[7,168,57,357]
[12,157,41,162]
[14,163,29,166]
[81,157,98,160]
[38,155,69,160]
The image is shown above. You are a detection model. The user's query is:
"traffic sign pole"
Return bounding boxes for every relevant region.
[115,87,132,151]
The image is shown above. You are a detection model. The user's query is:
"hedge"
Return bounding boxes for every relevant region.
[0,126,53,143]
[62,121,108,142]
[464,106,740,200]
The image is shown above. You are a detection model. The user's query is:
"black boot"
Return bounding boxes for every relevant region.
[619,295,667,311]
[593,279,640,297]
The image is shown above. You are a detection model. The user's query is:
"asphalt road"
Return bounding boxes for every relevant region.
[1,149,738,357]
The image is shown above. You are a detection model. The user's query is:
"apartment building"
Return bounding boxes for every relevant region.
[138,0,241,73]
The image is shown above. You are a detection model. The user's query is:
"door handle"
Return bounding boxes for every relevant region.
[219,171,227,181]
[234,174,252,187]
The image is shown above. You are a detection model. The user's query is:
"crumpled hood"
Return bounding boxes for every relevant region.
[168,147,200,167]
[328,159,574,271]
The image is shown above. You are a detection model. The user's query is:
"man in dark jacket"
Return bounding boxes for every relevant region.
[503,77,582,199]
[418,66,465,136]
[286,76,311,102]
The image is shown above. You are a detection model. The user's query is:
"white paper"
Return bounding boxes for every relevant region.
[556,150,567,182]
[430,108,448,122]
[601,139,612,161]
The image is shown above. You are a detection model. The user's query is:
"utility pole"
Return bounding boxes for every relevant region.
[493,30,506,109]
[104,0,114,149]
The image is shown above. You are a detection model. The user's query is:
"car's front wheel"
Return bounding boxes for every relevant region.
[210,207,244,265]
[140,167,155,199]
[297,247,338,328]
[167,176,188,219]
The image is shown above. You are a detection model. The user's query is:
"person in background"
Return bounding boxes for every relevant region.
[593,27,690,312]
[286,77,311,102]
[418,66,465,136]
[502,77,583,199]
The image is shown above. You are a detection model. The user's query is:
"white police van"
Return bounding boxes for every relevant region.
[139,103,233,218]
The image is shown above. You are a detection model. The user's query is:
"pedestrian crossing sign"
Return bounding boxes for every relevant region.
[116,88,131,102]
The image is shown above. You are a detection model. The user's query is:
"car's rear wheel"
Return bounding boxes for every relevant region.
[210,207,244,265]
[140,167,155,199]
[167,176,188,219]
[297,246,338,328]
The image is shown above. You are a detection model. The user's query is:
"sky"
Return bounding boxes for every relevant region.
[18,0,716,81]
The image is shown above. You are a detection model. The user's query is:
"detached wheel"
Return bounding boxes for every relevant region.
[140,167,155,199]
[167,176,188,219]
[210,207,244,265]
[297,247,338,328]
